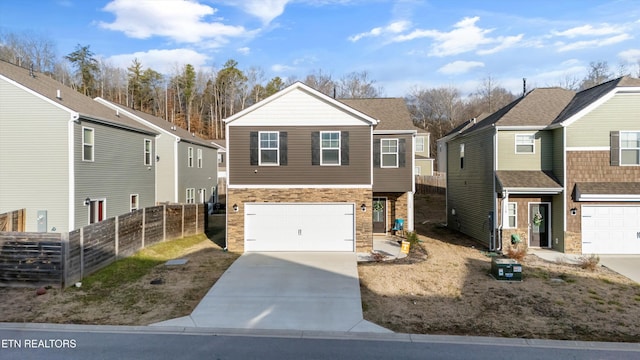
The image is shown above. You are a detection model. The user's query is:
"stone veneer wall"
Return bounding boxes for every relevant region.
[374,192,409,233]
[565,151,640,254]
[226,188,373,253]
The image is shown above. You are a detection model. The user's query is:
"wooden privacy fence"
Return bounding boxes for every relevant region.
[0,204,204,288]
[415,172,446,194]
[0,209,26,232]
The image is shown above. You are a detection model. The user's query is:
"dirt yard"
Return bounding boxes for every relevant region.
[0,216,237,325]
[359,193,640,342]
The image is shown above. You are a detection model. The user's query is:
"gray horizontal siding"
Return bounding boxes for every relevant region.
[228,126,371,185]
[0,78,70,232]
[74,119,156,228]
[177,141,218,203]
[497,130,553,171]
[373,134,413,192]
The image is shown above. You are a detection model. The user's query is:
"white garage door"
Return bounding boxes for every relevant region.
[581,206,640,254]
[244,203,355,252]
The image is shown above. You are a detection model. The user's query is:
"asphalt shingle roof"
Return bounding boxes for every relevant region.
[496,170,562,190]
[339,98,416,131]
[576,182,640,195]
[0,60,156,135]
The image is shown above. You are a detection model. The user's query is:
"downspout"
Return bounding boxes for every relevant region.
[224,124,230,251]
[68,112,80,231]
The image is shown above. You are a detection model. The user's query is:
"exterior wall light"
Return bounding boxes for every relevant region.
[84,198,91,206]
[233,204,239,212]
[570,208,577,215]
[361,204,366,212]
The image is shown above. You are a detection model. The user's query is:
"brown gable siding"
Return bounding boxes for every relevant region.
[228,126,371,185]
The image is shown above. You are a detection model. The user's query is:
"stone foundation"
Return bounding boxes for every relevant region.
[227,188,373,253]
[564,231,582,254]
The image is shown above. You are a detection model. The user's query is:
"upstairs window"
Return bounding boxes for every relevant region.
[621,131,640,165]
[259,131,279,165]
[460,143,465,169]
[415,136,425,152]
[381,139,399,168]
[144,139,152,166]
[515,134,535,153]
[188,147,194,167]
[83,127,94,161]
[197,148,203,168]
[321,131,340,165]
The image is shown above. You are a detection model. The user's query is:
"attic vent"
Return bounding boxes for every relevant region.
[170,126,176,131]
[115,109,120,117]
[56,89,61,100]
[192,133,195,137]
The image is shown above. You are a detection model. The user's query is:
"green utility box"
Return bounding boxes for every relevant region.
[491,258,522,281]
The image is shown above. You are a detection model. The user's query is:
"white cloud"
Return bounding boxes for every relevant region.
[437,60,484,75]
[618,48,640,63]
[106,49,210,74]
[237,47,251,55]
[271,64,295,73]
[392,16,522,57]
[226,0,291,24]
[348,20,411,42]
[555,33,632,52]
[99,0,246,44]
[552,24,626,38]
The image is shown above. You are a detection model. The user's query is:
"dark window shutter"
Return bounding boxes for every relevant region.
[250,131,258,165]
[399,138,406,167]
[373,138,381,167]
[341,131,349,165]
[311,131,320,165]
[279,132,288,166]
[610,131,620,166]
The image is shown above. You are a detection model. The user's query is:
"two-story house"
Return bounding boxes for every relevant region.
[0,60,157,232]
[95,99,218,205]
[224,82,416,253]
[444,77,640,255]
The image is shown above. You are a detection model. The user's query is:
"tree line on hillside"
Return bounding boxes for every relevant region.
[1,30,639,154]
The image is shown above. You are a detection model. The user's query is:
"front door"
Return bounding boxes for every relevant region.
[529,203,549,248]
[372,197,386,233]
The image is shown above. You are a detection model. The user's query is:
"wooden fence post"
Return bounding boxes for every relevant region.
[114,215,119,258]
[182,204,185,238]
[79,227,84,280]
[162,205,167,242]
[141,207,146,249]
[61,232,69,288]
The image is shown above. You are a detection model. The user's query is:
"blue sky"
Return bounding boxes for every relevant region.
[1,0,640,96]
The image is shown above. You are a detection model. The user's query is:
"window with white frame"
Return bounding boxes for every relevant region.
[197,148,203,168]
[186,188,195,204]
[259,131,279,165]
[188,147,194,167]
[620,131,640,165]
[515,134,535,153]
[460,143,465,169]
[83,127,94,161]
[321,131,340,165]
[415,166,421,175]
[507,202,517,228]
[130,194,139,211]
[381,139,398,167]
[144,139,152,165]
[415,136,425,152]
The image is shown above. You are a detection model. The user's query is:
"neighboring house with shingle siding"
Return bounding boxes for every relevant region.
[0,60,157,233]
[444,77,640,255]
[224,82,416,253]
[95,98,219,205]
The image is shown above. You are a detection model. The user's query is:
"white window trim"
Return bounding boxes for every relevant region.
[515,133,535,154]
[620,130,640,166]
[381,138,399,168]
[460,143,465,169]
[130,194,139,211]
[507,202,517,228]
[320,131,341,166]
[415,136,425,152]
[144,139,152,166]
[186,188,195,204]
[197,148,203,168]
[188,147,194,167]
[258,131,279,166]
[82,126,94,162]
[415,166,421,176]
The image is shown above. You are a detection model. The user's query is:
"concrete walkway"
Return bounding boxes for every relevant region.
[153,252,391,333]
[529,249,640,283]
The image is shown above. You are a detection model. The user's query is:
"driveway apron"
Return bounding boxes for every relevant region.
[599,256,640,283]
[188,252,368,331]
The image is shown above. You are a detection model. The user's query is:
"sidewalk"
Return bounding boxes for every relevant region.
[357,235,408,262]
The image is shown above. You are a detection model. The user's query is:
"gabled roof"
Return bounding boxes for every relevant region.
[496,170,563,194]
[339,98,416,131]
[224,81,378,126]
[0,60,156,135]
[210,139,226,151]
[95,98,217,149]
[551,76,640,126]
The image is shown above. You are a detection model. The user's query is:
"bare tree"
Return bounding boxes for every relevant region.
[337,70,383,98]
[303,69,336,96]
[0,30,57,73]
[579,61,613,90]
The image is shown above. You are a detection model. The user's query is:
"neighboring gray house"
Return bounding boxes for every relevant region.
[0,60,157,233]
[210,139,226,203]
[95,99,219,205]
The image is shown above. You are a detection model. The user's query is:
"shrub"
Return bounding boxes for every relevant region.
[506,245,527,262]
[579,254,600,271]
[405,231,420,246]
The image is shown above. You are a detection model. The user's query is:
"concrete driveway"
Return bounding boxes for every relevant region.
[598,256,640,283]
[154,252,390,333]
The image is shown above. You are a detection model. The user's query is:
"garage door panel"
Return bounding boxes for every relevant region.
[245,203,354,252]
[582,206,640,255]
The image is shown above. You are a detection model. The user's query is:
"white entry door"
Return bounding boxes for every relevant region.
[244,203,355,252]
[581,206,640,254]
